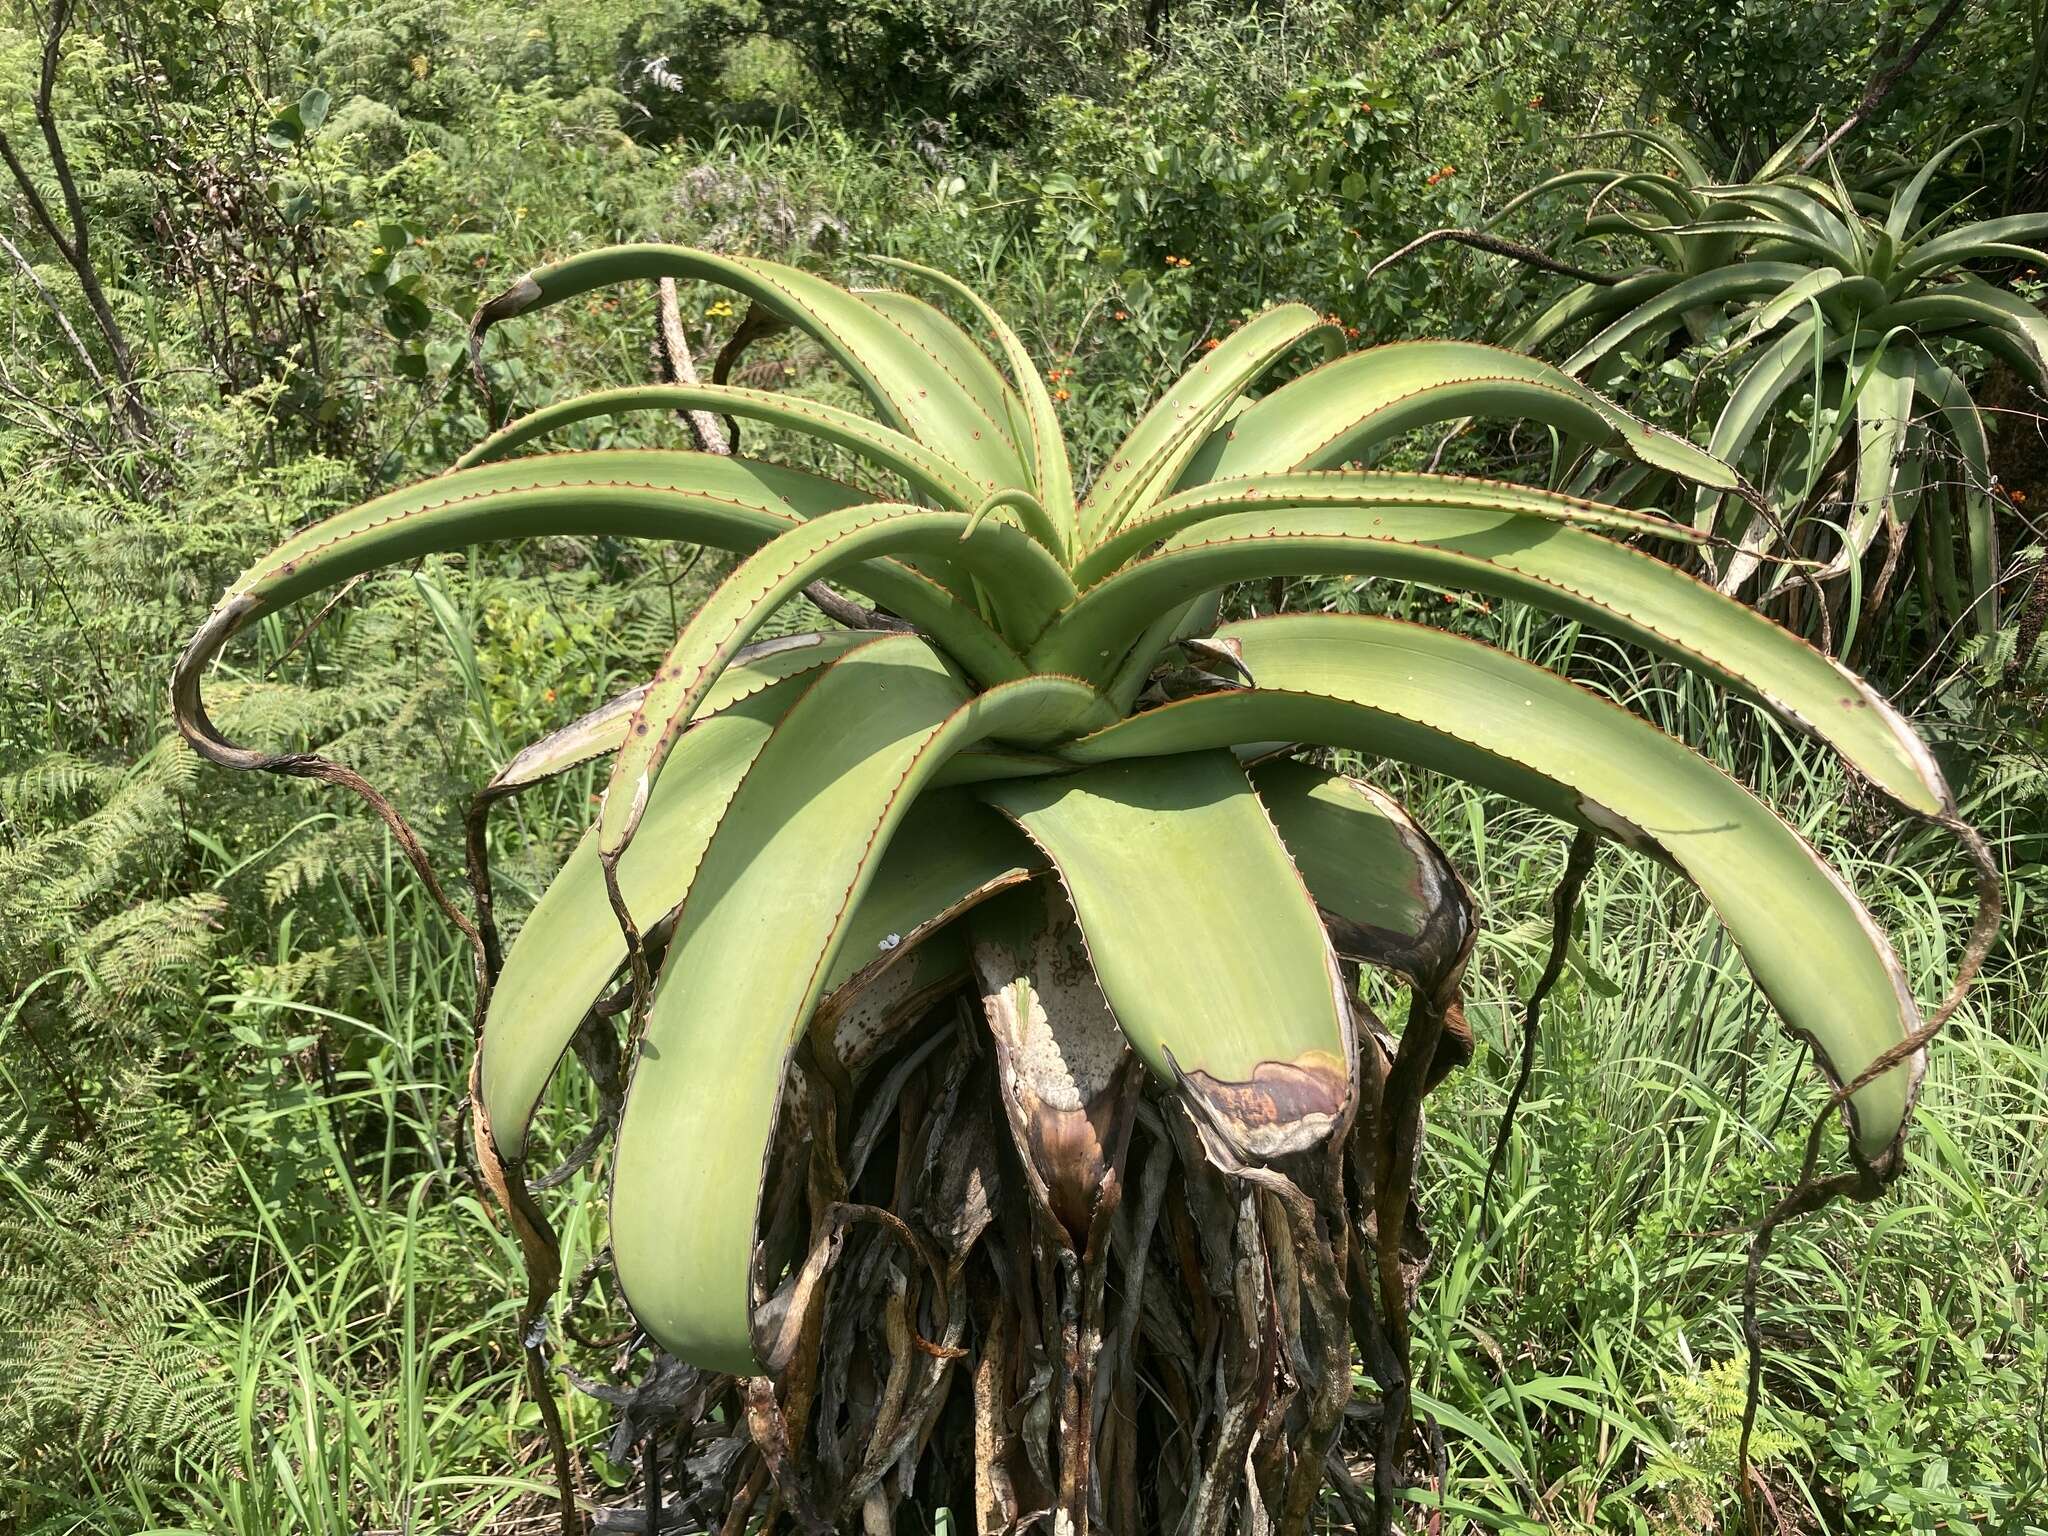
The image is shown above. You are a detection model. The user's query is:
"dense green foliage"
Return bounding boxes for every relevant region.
[3,1,2045,1532]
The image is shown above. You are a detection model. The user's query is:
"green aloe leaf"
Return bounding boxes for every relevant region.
[1878,275,2048,384]
[1077,471,1701,588]
[1035,496,1949,817]
[482,668,821,1161]
[978,749,1355,1161]
[597,502,1084,859]
[168,451,923,762]
[816,788,1044,1015]
[1666,219,1849,265]
[1899,211,2048,275]
[1059,613,1924,1165]
[1712,185,1857,263]
[1886,126,2004,241]
[471,245,1033,491]
[1508,271,1679,357]
[1248,757,1472,993]
[1082,303,1341,544]
[855,285,1037,496]
[1563,263,1815,375]
[454,383,985,509]
[1744,266,1850,337]
[1172,340,1743,494]
[608,640,1115,1371]
[864,255,1078,550]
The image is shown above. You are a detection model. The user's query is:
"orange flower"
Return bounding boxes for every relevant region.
[1201,338,1220,351]
[1054,388,1071,402]
[1113,309,1128,320]
[2014,490,2030,505]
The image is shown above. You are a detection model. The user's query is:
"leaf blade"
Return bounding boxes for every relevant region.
[1060,613,1926,1164]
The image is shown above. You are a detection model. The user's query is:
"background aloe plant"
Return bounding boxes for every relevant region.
[1417,125,2046,651]
[173,247,1992,1534]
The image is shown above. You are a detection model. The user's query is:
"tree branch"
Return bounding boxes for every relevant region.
[0,229,106,392]
[0,0,150,435]
[652,275,731,455]
[1795,0,1970,173]
[1366,227,1625,285]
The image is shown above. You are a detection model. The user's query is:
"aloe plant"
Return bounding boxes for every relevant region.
[173,246,1987,1533]
[1476,127,2046,644]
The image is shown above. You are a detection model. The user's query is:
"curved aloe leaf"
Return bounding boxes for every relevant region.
[856,285,1037,495]
[1059,613,1924,1164]
[865,255,1078,550]
[978,749,1355,1161]
[1488,166,1700,230]
[598,503,1084,859]
[1712,186,1857,262]
[1082,303,1342,544]
[484,632,873,797]
[1508,271,1678,356]
[1886,126,2004,241]
[1900,212,2048,275]
[817,788,1044,1014]
[472,245,1034,492]
[1693,318,1860,543]
[1248,757,1472,993]
[167,451,945,763]
[1743,266,1850,337]
[608,640,1116,1371]
[1562,263,1815,374]
[1077,470,1702,588]
[482,667,824,1160]
[1036,498,1949,817]
[1173,341,1743,494]
[1664,219,1849,265]
[454,383,985,509]
[1878,276,2048,383]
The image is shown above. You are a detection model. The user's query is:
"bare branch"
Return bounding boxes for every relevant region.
[1795,0,1970,173]
[653,275,731,455]
[0,229,106,391]
[1366,227,1625,285]
[0,0,150,435]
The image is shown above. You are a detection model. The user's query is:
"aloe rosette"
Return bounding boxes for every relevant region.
[1490,126,2047,633]
[173,244,1987,1531]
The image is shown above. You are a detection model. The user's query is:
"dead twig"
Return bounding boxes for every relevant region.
[1367,228,1625,286]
